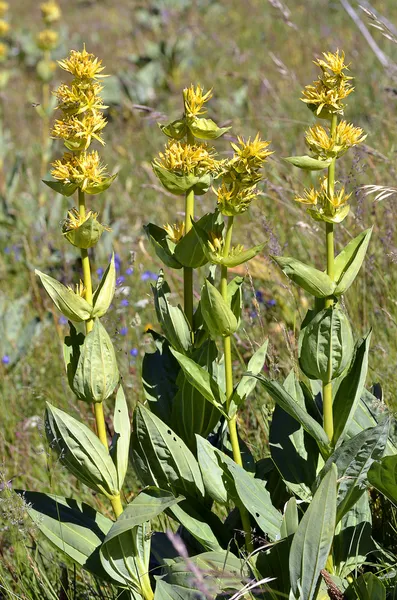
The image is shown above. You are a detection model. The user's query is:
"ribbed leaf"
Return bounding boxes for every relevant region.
[36,270,92,322]
[368,453,397,506]
[154,581,206,600]
[272,256,335,297]
[196,435,228,504]
[92,254,116,318]
[169,501,222,551]
[110,385,131,490]
[153,272,192,354]
[334,227,373,295]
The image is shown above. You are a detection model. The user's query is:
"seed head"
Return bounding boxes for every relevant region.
[163,222,185,243]
[183,84,212,118]
[37,29,59,51]
[58,46,106,81]
[51,151,108,191]
[40,1,61,25]
[154,141,223,176]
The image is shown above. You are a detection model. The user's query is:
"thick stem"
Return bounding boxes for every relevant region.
[184,186,195,328]
[220,216,253,553]
[323,113,338,441]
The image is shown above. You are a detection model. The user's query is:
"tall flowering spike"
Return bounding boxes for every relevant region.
[301,49,354,118]
[49,48,115,197]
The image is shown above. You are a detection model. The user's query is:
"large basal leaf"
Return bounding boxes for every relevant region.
[169,500,223,552]
[253,376,330,456]
[271,255,336,298]
[18,491,112,581]
[196,435,228,504]
[110,385,131,490]
[334,227,373,296]
[319,420,390,523]
[345,573,386,600]
[368,453,397,506]
[333,332,372,446]
[142,333,180,425]
[289,465,337,600]
[153,272,192,354]
[45,403,119,498]
[333,493,374,579]
[154,580,206,600]
[270,371,319,500]
[131,403,205,499]
[230,339,268,416]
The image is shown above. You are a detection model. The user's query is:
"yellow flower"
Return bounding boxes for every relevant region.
[40,1,61,24]
[216,182,259,216]
[51,151,108,191]
[301,50,354,116]
[230,134,273,174]
[37,29,59,51]
[52,111,107,150]
[294,187,319,206]
[207,231,224,254]
[58,47,106,81]
[183,84,212,118]
[67,280,86,298]
[163,221,185,243]
[0,2,8,18]
[154,141,222,176]
[305,121,366,159]
[0,19,10,36]
[0,41,8,62]
[54,82,106,115]
[296,177,351,223]
[63,207,99,231]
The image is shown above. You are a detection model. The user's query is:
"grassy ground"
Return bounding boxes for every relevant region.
[1,0,397,597]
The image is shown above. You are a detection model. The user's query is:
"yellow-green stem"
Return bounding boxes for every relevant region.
[323,113,338,441]
[184,186,194,328]
[220,216,253,553]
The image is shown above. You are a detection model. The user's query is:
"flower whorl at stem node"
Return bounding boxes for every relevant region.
[305,121,366,160]
[154,141,223,177]
[40,0,61,24]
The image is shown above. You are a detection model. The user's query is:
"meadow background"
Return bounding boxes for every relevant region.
[1,0,397,597]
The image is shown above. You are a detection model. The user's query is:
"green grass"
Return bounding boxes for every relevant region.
[1,0,397,596]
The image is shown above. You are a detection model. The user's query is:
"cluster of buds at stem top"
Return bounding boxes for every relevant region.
[36,1,61,82]
[0,2,10,65]
[216,134,273,217]
[295,50,366,224]
[46,47,116,248]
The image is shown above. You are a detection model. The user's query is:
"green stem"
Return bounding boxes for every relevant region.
[221,216,253,554]
[183,128,196,329]
[323,113,338,441]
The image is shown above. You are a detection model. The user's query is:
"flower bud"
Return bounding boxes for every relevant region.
[62,209,107,249]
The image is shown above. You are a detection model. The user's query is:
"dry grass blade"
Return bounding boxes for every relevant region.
[361,184,397,202]
[360,5,397,45]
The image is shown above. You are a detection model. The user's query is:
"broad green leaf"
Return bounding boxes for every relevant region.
[92,254,116,318]
[174,212,221,268]
[320,420,390,522]
[284,155,332,170]
[333,333,372,446]
[196,435,229,504]
[110,386,131,489]
[144,223,182,270]
[153,165,211,196]
[159,118,187,140]
[368,453,397,506]
[18,491,112,581]
[224,458,282,541]
[154,581,206,600]
[280,497,299,539]
[131,403,205,499]
[153,273,192,354]
[72,319,119,403]
[334,227,373,295]
[253,376,330,456]
[227,276,244,327]
[169,501,223,551]
[346,573,386,600]
[220,243,266,268]
[43,179,79,196]
[188,117,231,140]
[289,465,337,600]
[85,173,118,195]
[170,349,227,417]
[171,341,221,449]
[299,307,354,382]
[142,333,180,424]
[104,487,183,543]
[333,493,374,578]
[100,522,151,591]
[36,270,92,322]
[230,339,268,413]
[269,371,319,501]
[272,256,336,297]
[200,279,238,337]
[45,403,119,498]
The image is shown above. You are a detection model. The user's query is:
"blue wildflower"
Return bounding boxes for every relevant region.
[141,270,158,281]
[126,267,134,275]
[267,299,277,307]
[121,299,129,307]
[117,276,126,286]
[119,327,128,336]
[58,315,68,325]
[130,348,138,357]
[97,267,104,277]
[255,290,264,303]
[2,355,10,364]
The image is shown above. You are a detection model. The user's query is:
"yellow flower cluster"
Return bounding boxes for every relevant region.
[295,177,351,223]
[40,1,61,25]
[63,207,99,231]
[154,141,223,176]
[217,134,272,216]
[305,121,366,160]
[0,1,8,62]
[38,1,60,54]
[163,222,185,243]
[301,50,354,117]
[37,28,59,51]
[67,280,86,298]
[183,84,212,119]
[51,48,111,191]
